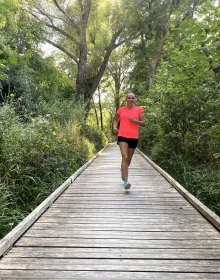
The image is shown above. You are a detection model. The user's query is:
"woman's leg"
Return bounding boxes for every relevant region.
[127,148,136,167]
[118,141,129,181]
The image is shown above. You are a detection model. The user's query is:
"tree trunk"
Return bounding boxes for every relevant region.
[147,23,169,89]
[92,97,99,128]
[84,29,123,118]
[98,87,103,130]
[75,0,91,101]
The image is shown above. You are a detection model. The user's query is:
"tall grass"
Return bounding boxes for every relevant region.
[149,152,220,216]
[0,104,105,238]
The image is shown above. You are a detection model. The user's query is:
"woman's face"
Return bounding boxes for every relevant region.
[126,93,136,105]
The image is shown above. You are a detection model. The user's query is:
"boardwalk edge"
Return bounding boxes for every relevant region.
[137,149,220,231]
[0,145,109,257]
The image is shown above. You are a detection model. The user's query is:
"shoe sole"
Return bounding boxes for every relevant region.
[124,183,131,190]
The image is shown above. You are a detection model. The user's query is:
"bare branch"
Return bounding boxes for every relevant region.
[90,29,123,94]
[52,0,78,27]
[44,39,78,64]
[27,5,65,25]
[27,7,81,47]
[46,23,80,46]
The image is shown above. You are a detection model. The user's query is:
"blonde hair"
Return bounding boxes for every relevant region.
[127,91,135,96]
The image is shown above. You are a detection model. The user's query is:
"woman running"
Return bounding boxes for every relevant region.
[113,92,145,190]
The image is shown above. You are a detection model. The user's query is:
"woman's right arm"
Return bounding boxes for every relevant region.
[113,113,120,133]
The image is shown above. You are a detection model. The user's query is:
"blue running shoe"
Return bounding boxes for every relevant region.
[124,180,131,190]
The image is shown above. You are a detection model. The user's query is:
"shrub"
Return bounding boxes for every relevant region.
[81,125,108,152]
[0,104,95,237]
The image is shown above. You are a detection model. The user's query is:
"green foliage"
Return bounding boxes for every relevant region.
[41,99,85,126]
[81,124,108,153]
[0,52,76,117]
[138,102,159,152]
[152,2,220,163]
[137,2,220,216]
[150,154,220,216]
[0,104,95,238]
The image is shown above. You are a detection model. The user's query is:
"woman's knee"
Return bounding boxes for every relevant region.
[122,153,128,162]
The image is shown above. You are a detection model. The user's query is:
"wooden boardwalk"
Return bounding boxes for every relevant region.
[0,143,220,279]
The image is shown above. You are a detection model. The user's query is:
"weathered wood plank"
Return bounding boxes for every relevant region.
[5,247,220,260]
[48,203,193,209]
[0,270,220,279]
[23,229,220,240]
[62,191,179,195]
[36,216,209,225]
[54,200,191,205]
[56,196,185,201]
[1,258,220,273]
[44,208,200,215]
[31,222,214,232]
[55,197,189,202]
[14,236,220,249]
[43,211,201,217]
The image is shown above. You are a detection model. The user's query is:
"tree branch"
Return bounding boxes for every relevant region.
[46,23,80,46]
[44,39,78,64]
[27,4,64,25]
[28,7,81,47]
[90,29,123,95]
[52,0,78,28]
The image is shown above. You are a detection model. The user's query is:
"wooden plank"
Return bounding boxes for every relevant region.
[44,208,200,215]
[63,190,178,194]
[61,190,180,196]
[0,270,220,279]
[31,222,215,232]
[73,178,169,183]
[55,196,188,201]
[23,229,220,240]
[6,247,220,260]
[0,258,220,273]
[35,216,210,225]
[14,237,220,249]
[56,194,184,199]
[36,216,209,224]
[43,211,201,217]
[49,202,197,208]
[49,204,194,210]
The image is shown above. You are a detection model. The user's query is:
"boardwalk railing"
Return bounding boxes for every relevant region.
[0,143,219,279]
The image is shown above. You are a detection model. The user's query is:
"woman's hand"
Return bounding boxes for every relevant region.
[129,116,136,123]
[113,127,119,133]
[129,114,145,127]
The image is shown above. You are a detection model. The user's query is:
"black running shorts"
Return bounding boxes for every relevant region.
[117,136,138,149]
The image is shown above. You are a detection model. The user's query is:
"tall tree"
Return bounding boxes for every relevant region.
[147,0,220,162]
[106,46,133,110]
[122,0,207,91]
[21,0,126,115]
